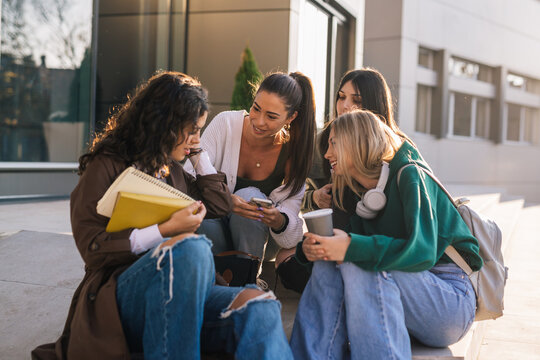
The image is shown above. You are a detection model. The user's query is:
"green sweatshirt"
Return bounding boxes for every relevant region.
[297,140,483,273]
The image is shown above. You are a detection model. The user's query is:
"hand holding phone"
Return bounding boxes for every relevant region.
[249,197,274,208]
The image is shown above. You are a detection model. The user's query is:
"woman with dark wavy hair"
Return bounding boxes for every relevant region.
[304,67,411,212]
[32,71,293,360]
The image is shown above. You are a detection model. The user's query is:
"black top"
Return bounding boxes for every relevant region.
[235,143,289,196]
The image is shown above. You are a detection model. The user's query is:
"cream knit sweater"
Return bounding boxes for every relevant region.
[184,110,305,249]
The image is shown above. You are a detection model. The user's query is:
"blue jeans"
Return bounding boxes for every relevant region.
[290,261,476,360]
[116,235,293,360]
[198,187,270,258]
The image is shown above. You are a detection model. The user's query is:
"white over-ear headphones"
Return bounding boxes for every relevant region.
[356,162,390,219]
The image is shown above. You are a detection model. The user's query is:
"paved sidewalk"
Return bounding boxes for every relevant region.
[0,199,81,359]
[477,205,540,360]
[2,199,540,359]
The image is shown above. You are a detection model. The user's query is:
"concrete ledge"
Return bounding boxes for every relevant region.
[0,190,522,359]
[0,231,84,359]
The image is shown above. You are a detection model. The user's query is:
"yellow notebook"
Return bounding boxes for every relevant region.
[106,192,194,232]
[97,166,194,218]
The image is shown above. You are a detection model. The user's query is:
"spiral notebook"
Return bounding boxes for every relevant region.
[105,192,194,232]
[97,166,194,218]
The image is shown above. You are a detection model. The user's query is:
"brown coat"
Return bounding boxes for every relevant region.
[32,154,232,360]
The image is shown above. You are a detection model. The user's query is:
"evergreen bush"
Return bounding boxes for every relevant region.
[231,46,262,111]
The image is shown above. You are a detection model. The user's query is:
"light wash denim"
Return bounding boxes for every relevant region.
[198,186,270,258]
[116,235,292,360]
[290,261,476,360]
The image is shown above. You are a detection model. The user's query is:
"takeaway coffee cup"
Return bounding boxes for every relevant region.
[302,208,334,236]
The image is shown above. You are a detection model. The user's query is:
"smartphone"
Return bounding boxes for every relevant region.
[249,197,274,208]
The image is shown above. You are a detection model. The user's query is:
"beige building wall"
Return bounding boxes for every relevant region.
[364,0,540,202]
[186,1,293,118]
[187,0,365,119]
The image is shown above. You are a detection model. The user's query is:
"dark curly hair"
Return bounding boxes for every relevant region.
[78,71,208,176]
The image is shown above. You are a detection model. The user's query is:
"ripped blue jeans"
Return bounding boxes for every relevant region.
[116,235,292,360]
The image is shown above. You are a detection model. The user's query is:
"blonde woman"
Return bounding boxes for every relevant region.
[290,110,482,359]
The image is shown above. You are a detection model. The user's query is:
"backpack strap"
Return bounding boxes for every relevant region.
[444,244,474,276]
[397,164,473,275]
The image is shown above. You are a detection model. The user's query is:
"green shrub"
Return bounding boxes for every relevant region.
[231,46,262,111]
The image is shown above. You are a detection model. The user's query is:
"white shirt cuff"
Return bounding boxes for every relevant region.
[129,224,164,254]
[188,150,217,175]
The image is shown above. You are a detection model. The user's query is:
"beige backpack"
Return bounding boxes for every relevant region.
[398,164,508,321]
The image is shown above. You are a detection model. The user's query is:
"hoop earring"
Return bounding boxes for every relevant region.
[281,124,291,143]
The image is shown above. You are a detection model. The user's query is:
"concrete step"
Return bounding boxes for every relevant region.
[481,197,524,254]
[412,322,486,360]
[458,193,501,213]
[0,231,84,360]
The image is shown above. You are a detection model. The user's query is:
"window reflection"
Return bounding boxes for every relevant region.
[449,57,492,83]
[416,85,432,134]
[297,0,329,129]
[418,47,434,69]
[507,104,521,142]
[0,0,92,162]
[475,98,491,139]
[95,0,187,132]
[453,93,472,137]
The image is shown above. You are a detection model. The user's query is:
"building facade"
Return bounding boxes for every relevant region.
[364,0,540,202]
[2,0,540,202]
[0,0,363,199]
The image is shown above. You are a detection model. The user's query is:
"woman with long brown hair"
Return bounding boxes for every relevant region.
[277,68,414,293]
[186,71,316,265]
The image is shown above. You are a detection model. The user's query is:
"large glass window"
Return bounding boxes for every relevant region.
[297,0,352,128]
[507,104,521,142]
[507,104,539,143]
[453,93,472,137]
[508,72,540,95]
[1,0,93,162]
[418,47,434,69]
[449,92,491,139]
[475,98,491,139]
[449,57,493,83]
[524,108,538,143]
[415,84,432,134]
[95,0,187,132]
[297,1,328,129]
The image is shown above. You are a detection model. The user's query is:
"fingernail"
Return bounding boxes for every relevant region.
[259,214,264,218]
[257,207,263,211]
[256,219,261,222]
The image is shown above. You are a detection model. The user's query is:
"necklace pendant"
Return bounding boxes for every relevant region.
[256,162,261,168]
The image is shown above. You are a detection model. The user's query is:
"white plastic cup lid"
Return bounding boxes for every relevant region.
[302,208,333,219]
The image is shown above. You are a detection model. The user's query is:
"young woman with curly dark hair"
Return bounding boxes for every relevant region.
[32,71,293,360]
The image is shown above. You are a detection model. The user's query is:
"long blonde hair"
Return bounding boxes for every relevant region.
[330,110,402,210]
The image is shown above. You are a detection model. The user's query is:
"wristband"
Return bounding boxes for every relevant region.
[272,212,289,234]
